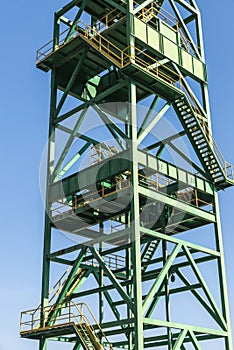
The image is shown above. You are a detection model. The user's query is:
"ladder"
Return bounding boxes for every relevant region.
[141,241,159,273]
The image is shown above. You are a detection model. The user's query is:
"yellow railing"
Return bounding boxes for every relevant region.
[176,188,213,209]
[82,25,183,88]
[20,301,113,349]
[36,6,125,63]
[24,266,73,325]
[87,7,125,33]
[139,172,173,191]
[49,266,72,303]
[71,175,130,212]
[138,2,179,30]
[84,251,125,270]
[136,1,199,56]
[82,28,130,68]
[36,27,75,62]
[139,173,213,210]
[90,142,119,165]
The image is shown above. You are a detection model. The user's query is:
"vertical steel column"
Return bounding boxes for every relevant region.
[99,223,104,325]
[214,191,233,350]
[129,81,144,350]
[39,66,57,350]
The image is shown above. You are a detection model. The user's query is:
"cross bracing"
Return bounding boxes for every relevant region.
[20,1,233,349]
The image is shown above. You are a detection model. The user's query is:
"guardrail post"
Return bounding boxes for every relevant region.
[69,302,71,323]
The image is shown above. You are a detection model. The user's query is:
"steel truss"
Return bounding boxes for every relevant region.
[20,0,233,349]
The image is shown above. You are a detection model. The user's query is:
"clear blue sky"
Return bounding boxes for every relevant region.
[0,1,233,349]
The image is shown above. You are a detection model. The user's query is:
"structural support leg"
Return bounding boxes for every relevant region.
[214,192,233,350]
[129,81,144,350]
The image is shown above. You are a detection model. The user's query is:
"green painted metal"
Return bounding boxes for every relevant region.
[21,1,233,349]
[129,80,144,350]
[138,102,171,144]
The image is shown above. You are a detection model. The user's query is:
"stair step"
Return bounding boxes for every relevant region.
[183,114,193,119]
[195,140,206,146]
[206,161,217,166]
[188,127,199,132]
[200,147,209,152]
[181,108,191,113]
[202,153,214,157]
[208,167,220,172]
[184,117,195,123]
[191,131,203,137]
[207,164,220,169]
[187,122,197,128]
[193,135,204,141]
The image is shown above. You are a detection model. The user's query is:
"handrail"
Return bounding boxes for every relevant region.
[20,301,113,349]
[36,7,125,63]
[136,1,199,56]
[139,172,213,210]
[138,2,179,31]
[49,266,72,303]
[91,142,119,165]
[25,266,72,321]
[176,188,213,210]
[87,7,125,34]
[70,176,130,211]
[72,301,113,349]
[83,251,125,270]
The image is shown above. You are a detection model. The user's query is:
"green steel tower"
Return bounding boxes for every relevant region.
[20,1,234,349]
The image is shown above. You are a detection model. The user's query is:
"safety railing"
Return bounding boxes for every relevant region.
[202,128,234,181]
[36,26,77,62]
[24,266,73,326]
[82,24,182,87]
[71,176,131,211]
[51,172,131,224]
[138,2,179,30]
[36,17,187,96]
[49,266,72,303]
[176,188,213,210]
[139,172,174,190]
[20,301,113,349]
[139,172,213,210]
[104,253,125,270]
[136,1,199,56]
[90,142,119,165]
[87,8,125,34]
[36,6,125,63]
[84,252,125,270]
[82,28,130,68]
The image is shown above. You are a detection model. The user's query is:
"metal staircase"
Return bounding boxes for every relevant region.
[173,95,234,189]
[20,301,113,350]
[141,241,159,273]
[73,303,113,350]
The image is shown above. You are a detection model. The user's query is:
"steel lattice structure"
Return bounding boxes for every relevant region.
[20,1,234,349]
